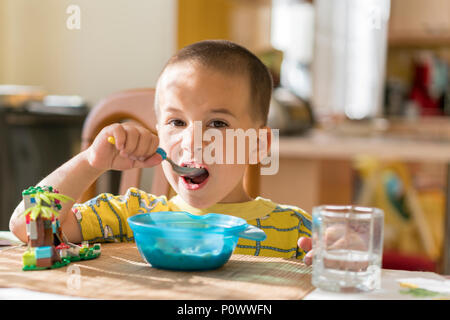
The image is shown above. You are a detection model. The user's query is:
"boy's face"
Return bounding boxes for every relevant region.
[155,61,261,208]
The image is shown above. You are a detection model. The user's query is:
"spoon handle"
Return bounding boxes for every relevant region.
[155,147,167,161]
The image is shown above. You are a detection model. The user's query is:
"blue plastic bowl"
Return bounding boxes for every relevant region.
[128,211,266,271]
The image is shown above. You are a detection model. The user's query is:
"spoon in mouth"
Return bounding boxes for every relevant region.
[107,136,206,178]
[154,147,207,177]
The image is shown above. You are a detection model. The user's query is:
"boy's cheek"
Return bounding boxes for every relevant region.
[161,162,180,192]
[158,131,183,158]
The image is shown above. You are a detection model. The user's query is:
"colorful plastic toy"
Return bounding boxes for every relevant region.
[21,186,101,271]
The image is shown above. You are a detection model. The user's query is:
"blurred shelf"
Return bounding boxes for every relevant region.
[279,122,450,164]
[389,35,450,48]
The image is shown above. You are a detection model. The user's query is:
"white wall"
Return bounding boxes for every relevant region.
[0,0,176,106]
[0,0,6,84]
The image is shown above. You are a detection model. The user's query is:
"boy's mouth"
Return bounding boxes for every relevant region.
[180,162,210,190]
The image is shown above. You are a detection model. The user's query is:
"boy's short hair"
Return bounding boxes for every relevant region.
[157,40,273,125]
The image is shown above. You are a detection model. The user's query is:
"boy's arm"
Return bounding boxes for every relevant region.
[9,150,104,243]
[9,122,162,244]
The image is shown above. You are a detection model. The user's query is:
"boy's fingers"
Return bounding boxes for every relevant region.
[325,224,346,246]
[298,236,312,252]
[112,124,127,150]
[147,134,160,157]
[303,250,314,266]
[133,129,152,158]
[132,153,163,168]
[138,153,164,168]
[298,237,314,265]
[121,125,140,156]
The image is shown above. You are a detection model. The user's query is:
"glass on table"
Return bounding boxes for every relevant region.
[312,205,384,293]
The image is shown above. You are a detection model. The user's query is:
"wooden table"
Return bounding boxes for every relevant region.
[0,242,314,300]
[259,128,450,274]
[1,241,449,300]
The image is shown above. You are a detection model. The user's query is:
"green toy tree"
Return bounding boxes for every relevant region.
[21,191,73,220]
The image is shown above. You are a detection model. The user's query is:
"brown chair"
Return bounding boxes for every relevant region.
[79,88,260,203]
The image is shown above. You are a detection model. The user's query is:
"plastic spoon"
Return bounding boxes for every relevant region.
[107,136,206,177]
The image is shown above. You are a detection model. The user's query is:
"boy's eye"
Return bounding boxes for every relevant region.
[168,119,186,127]
[207,120,229,128]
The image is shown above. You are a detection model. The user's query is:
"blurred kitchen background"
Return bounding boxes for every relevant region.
[1,0,450,274]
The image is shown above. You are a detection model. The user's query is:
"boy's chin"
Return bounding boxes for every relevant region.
[177,188,218,209]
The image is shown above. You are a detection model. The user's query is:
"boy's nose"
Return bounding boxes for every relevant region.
[180,123,203,160]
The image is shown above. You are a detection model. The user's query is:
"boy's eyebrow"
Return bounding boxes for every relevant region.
[164,107,184,114]
[209,108,237,118]
[164,106,237,118]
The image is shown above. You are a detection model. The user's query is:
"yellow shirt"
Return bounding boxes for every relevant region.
[72,187,312,260]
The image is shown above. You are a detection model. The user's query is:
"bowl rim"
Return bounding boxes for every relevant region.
[127,211,248,235]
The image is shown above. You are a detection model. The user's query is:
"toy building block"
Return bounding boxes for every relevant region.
[35,246,53,268]
[30,218,44,247]
[56,243,70,258]
[35,246,52,259]
[79,241,89,255]
[36,257,52,268]
[67,244,80,257]
[22,186,45,209]
[23,186,56,211]
[23,250,36,267]
[27,220,38,241]
[43,219,52,229]
[52,219,59,233]
[51,246,61,263]
[93,243,101,255]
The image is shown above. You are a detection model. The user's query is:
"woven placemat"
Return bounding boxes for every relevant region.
[0,243,314,300]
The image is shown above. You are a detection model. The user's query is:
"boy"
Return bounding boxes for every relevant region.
[10,40,314,263]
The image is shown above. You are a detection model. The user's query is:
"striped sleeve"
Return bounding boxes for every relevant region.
[72,187,168,243]
[289,207,312,260]
[270,205,312,260]
[235,205,312,260]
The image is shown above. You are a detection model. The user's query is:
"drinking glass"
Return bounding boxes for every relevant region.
[312,205,384,292]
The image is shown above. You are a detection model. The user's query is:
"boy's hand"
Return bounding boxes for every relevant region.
[298,225,369,267]
[298,237,313,265]
[87,122,163,171]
